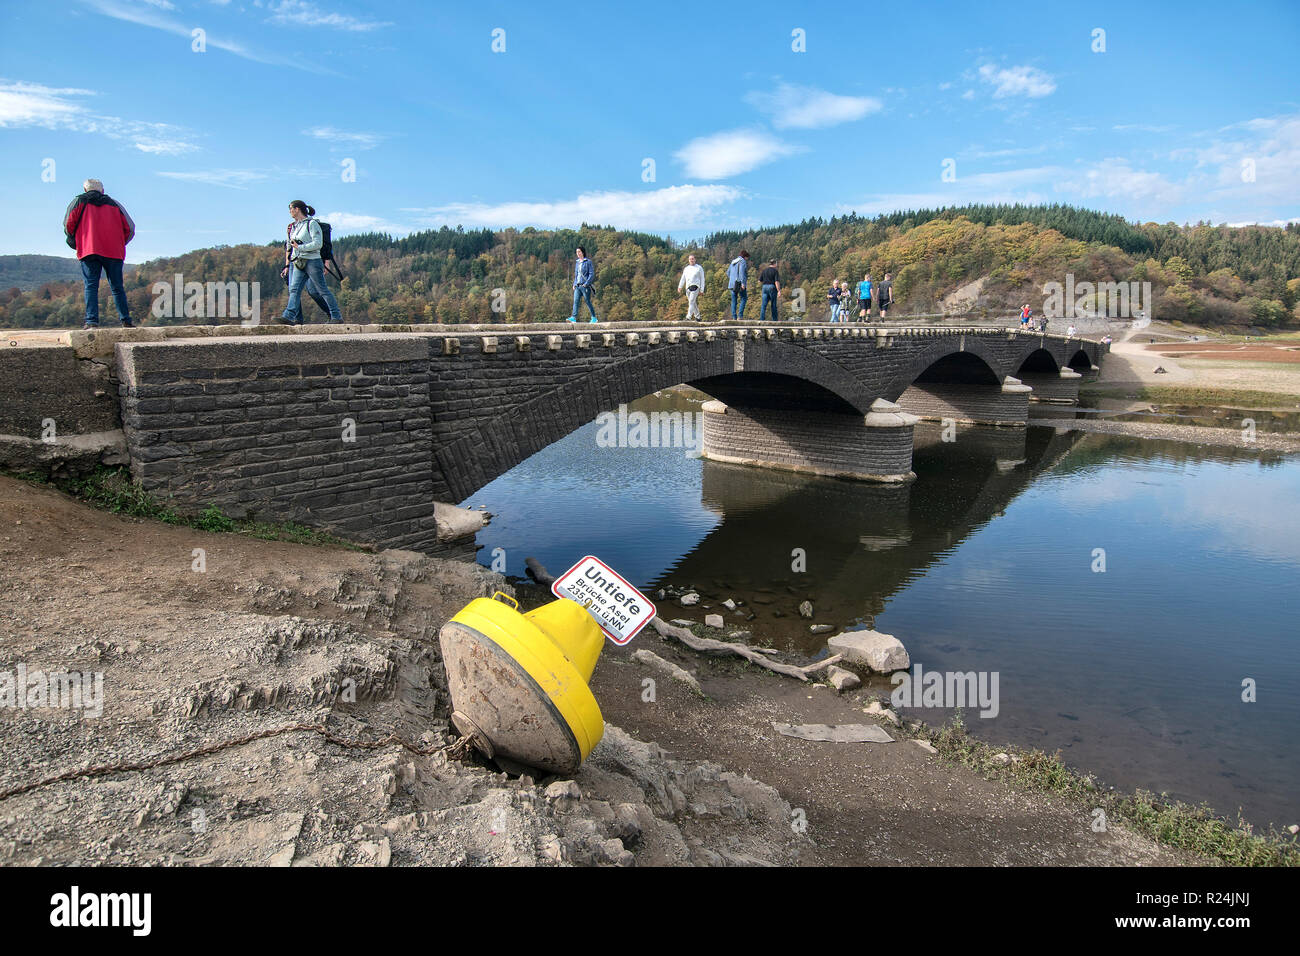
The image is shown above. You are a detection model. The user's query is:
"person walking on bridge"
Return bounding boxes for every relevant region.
[677,253,705,321]
[567,246,598,323]
[63,178,136,330]
[759,259,781,322]
[828,279,843,322]
[877,273,894,319]
[856,273,873,320]
[726,250,749,319]
[280,200,343,325]
[280,220,334,322]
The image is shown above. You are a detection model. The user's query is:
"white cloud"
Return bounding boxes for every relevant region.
[1226,217,1300,227]
[1059,158,1185,205]
[745,83,882,130]
[130,132,197,155]
[976,64,1056,99]
[1113,124,1176,133]
[839,166,1064,216]
[0,80,95,126]
[960,142,1054,160]
[674,129,800,179]
[268,0,391,32]
[405,184,743,231]
[0,79,199,154]
[304,126,383,150]
[156,169,268,189]
[82,0,324,71]
[321,212,409,234]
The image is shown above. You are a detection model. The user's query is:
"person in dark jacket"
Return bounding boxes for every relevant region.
[63,178,136,329]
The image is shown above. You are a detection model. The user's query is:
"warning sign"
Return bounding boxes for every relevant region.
[551,555,656,646]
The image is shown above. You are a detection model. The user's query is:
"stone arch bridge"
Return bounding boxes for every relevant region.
[7,322,1105,553]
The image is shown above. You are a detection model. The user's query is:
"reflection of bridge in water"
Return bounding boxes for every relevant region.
[652,423,1083,649]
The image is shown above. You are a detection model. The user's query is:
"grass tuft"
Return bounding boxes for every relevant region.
[7,465,365,550]
[924,709,1298,866]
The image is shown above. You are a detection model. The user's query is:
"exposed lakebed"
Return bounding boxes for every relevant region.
[465,389,1300,829]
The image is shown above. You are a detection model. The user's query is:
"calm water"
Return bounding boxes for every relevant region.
[465,391,1300,828]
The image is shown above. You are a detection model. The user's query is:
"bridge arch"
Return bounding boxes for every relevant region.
[892,345,1025,426]
[437,338,877,500]
[883,339,1007,401]
[1016,347,1061,375]
[1067,348,1093,372]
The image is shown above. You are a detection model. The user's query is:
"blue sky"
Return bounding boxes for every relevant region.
[1,0,1297,261]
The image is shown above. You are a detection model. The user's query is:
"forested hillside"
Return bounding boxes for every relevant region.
[3,205,1297,329]
[0,254,137,291]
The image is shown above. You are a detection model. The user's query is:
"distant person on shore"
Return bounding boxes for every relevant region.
[1020,304,1031,327]
[566,245,598,322]
[280,200,343,325]
[828,280,842,322]
[1066,324,1077,338]
[726,251,750,319]
[877,273,893,319]
[759,259,781,322]
[63,178,136,330]
[857,273,872,320]
[677,254,705,321]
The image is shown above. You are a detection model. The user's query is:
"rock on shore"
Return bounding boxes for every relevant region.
[827,630,910,673]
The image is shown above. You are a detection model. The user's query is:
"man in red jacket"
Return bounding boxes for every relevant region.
[63,178,137,329]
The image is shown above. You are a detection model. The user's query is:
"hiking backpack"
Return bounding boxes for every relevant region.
[317,220,343,281]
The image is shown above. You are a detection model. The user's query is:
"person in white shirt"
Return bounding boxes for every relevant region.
[677,253,706,321]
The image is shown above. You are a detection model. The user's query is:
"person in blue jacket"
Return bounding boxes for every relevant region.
[857,273,873,320]
[567,246,598,322]
[726,250,750,319]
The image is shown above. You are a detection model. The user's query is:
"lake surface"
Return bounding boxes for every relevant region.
[464,390,1300,829]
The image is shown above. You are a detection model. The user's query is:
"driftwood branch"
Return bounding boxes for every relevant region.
[649,617,809,682]
[798,653,844,676]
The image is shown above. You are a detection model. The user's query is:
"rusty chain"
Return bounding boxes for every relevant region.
[0,722,475,802]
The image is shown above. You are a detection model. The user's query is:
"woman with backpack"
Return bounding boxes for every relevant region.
[280,200,343,325]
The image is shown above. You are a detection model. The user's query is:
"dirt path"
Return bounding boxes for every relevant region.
[1098,323,1300,399]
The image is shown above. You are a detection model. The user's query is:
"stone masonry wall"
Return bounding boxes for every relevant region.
[116,335,439,552]
[0,347,120,437]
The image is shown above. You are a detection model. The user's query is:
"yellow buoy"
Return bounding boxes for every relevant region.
[439,592,605,775]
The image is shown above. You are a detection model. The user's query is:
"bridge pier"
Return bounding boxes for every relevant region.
[1021,367,1082,404]
[700,397,918,482]
[913,420,1029,471]
[896,377,1032,427]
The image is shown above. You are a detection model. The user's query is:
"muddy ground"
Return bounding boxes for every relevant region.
[0,475,1205,866]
